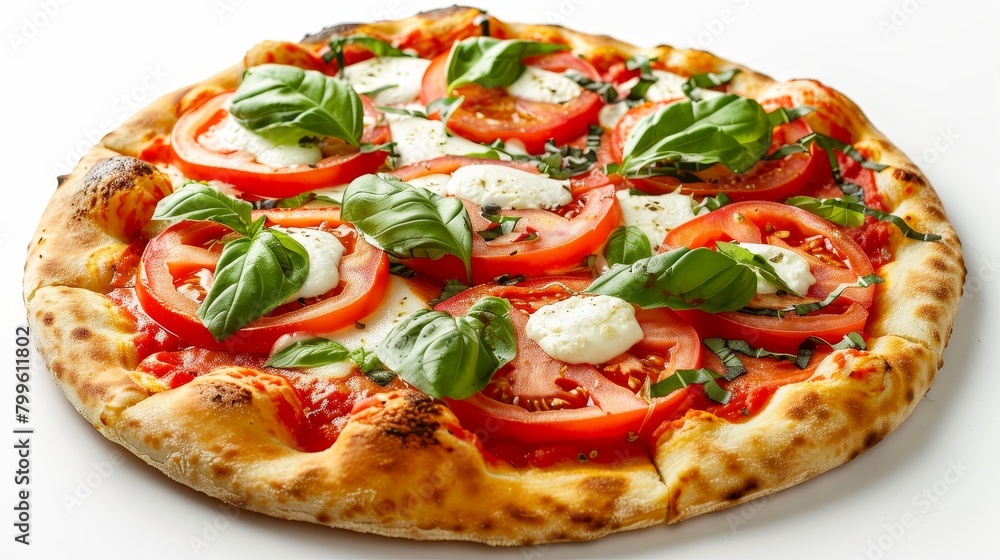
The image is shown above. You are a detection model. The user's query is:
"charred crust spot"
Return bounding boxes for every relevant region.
[212,463,233,478]
[316,511,331,524]
[42,313,54,326]
[71,327,91,340]
[56,174,69,187]
[864,430,883,450]
[905,388,915,403]
[505,504,542,523]
[791,435,807,447]
[892,168,926,186]
[480,520,493,531]
[72,156,157,219]
[726,478,760,501]
[198,382,254,407]
[787,391,821,421]
[374,392,443,447]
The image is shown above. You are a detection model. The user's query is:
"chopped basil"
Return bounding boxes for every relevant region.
[770,132,888,195]
[564,70,619,103]
[324,35,413,72]
[767,105,816,127]
[618,94,772,177]
[692,192,732,213]
[704,337,798,381]
[265,338,351,368]
[256,191,341,209]
[624,55,657,101]
[715,241,800,296]
[426,96,464,125]
[388,263,418,278]
[682,69,739,102]
[445,37,569,93]
[786,195,942,242]
[743,274,883,317]
[429,279,470,307]
[350,347,396,385]
[229,64,364,146]
[477,203,522,241]
[375,296,517,399]
[650,368,731,404]
[604,226,653,267]
[342,174,473,282]
[584,247,758,313]
[377,105,428,119]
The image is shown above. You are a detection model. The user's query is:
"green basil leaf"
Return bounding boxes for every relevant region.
[267,192,341,209]
[787,195,942,242]
[375,296,516,399]
[770,132,888,196]
[426,96,464,126]
[348,347,396,385]
[342,174,473,282]
[477,203,521,241]
[715,241,800,296]
[377,105,428,119]
[324,34,412,72]
[604,226,653,267]
[198,229,309,341]
[619,94,771,177]
[266,338,351,368]
[650,368,731,404]
[585,247,757,313]
[429,279,470,307]
[682,69,739,102]
[564,70,619,103]
[767,105,816,127]
[153,183,254,236]
[693,192,732,213]
[705,337,799,380]
[230,64,364,146]
[744,275,883,317]
[445,38,569,92]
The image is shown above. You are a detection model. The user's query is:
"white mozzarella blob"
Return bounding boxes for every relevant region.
[599,101,630,129]
[505,66,583,104]
[739,242,817,295]
[388,117,497,166]
[342,56,431,106]
[629,69,724,102]
[615,190,705,249]
[198,115,322,168]
[278,228,346,303]
[525,295,644,365]
[405,173,452,197]
[445,164,572,210]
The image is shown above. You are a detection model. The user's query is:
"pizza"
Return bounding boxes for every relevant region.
[23,5,965,546]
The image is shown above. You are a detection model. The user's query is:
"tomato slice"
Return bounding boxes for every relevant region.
[135,209,390,353]
[389,156,620,284]
[170,92,391,198]
[419,52,604,153]
[663,201,876,353]
[609,101,821,201]
[437,277,703,444]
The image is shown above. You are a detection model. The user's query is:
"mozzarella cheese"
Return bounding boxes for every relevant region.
[615,190,705,249]
[599,101,630,129]
[342,56,431,106]
[628,70,724,103]
[505,66,583,104]
[278,228,346,303]
[198,115,322,168]
[445,164,572,210]
[389,116,498,166]
[405,173,452,197]
[739,242,817,295]
[525,295,644,365]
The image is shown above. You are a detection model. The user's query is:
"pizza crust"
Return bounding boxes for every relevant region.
[23,5,964,546]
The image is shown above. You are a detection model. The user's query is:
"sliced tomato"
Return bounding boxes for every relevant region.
[419,52,603,153]
[437,277,703,444]
[135,209,390,353]
[170,92,390,198]
[608,101,821,200]
[663,201,876,353]
[389,156,620,284]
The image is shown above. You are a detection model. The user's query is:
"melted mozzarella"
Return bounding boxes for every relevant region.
[599,101,630,129]
[405,173,452,197]
[739,242,817,295]
[505,66,583,104]
[445,164,572,210]
[342,56,431,106]
[389,117,496,166]
[198,115,322,168]
[615,190,705,249]
[525,295,644,365]
[278,228,345,303]
[629,70,724,103]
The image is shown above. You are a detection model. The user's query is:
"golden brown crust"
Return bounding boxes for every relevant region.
[23,4,964,546]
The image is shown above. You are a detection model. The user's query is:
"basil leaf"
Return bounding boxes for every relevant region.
[377,105,428,119]
[153,183,254,236]
[624,55,657,101]
[650,368,731,404]
[604,226,653,267]
[786,196,942,242]
[349,347,396,385]
[705,337,799,381]
[715,241,800,296]
[770,132,887,195]
[767,105,816,127]
[429,279,470,307]
[375,296,516,399]
[619,94,771,177]
[682,69,738,102]
[230,64,364,146]
[477,203,521,241]
[744,275,883,317]
[266,338,351,368]
[342,174,473,282]
[445,37,569,92]
[198,229,309,341]
[261,192,341,209]
[426,96,464,126]
[564,70,619,103]
[693,192,732,213]
[585,247,757,313]
[324,34,412,75]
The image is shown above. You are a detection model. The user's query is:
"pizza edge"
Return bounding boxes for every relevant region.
[22,5,965,546]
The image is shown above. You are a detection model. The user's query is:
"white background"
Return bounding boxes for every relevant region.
[0,1,995,559]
